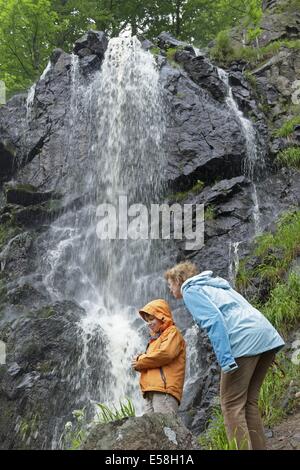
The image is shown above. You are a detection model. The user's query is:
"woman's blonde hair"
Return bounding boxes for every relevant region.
[164,261,198,286]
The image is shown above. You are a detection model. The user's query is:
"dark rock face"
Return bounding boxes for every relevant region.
[0,300,111,449]
[0,22,299,449]
[160,65,247,187]
[73,30,108,60]
[253,48,300,132]
[4,183,57,206]
[157,31,195,55]
[259,1,300,46]
[81,413,200,450]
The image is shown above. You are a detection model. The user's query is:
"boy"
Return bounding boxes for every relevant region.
[132,299,186,414]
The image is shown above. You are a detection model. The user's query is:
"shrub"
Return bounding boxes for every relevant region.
[274,116,300,138]
[276,147,300,169]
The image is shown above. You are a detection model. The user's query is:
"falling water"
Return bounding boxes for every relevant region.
[217,68,264,283]
[228,241,241,287]
[35,37,169,446]
[25,83,36,121]
[39,61,52,82]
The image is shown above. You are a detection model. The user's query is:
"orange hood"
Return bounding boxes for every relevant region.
[139,299,174,332]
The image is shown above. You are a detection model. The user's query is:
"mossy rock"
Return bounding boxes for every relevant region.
[0,222,22,251]
[4,183,57,207]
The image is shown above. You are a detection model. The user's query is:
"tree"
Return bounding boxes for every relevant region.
[0,0,58,92]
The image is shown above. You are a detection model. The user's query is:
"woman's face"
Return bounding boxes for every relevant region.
[167,279,183,299]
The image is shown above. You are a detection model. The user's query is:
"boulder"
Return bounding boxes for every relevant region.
[4,183,57,207]
[73,30,108,61]
[81,413,201,450]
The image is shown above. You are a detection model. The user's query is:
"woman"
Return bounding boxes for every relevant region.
[164,261,285,450]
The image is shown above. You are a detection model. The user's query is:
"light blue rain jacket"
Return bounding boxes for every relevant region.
[181,271,285,373]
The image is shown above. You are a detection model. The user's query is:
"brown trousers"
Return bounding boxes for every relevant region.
[220,349,276,450]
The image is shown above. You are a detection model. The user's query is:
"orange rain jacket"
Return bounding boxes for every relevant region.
[136,299,186,404]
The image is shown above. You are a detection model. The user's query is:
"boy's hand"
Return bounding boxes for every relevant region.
[131,357,139,371]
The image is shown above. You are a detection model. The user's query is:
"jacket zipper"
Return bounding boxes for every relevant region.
[159,367,167,389]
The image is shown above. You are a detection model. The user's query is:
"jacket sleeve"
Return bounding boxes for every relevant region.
[136,328,183,370]
[183,286,238,373]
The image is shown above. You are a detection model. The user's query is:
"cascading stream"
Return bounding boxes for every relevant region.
[218,68,265,284]
[34,37,171,446]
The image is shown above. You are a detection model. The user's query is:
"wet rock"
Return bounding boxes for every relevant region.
[79,54,102,75]
[140,39,154,51]
[183,56,227,101]
[81,413,200,450]
[157,32,195,55]
[0,139,18,182]
[4,183,57,207]
[73,30,108,61]
[5,284,51,308]
[0,231,34,279]
[258,1,300,47]
[0,300,111,449]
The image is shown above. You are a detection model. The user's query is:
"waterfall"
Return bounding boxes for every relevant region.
[26,83,36,122]
[217,68,264,283]
[39,60,52,82]
[228,241,241,287]
[35,37,169,446]
[217,68,264,235]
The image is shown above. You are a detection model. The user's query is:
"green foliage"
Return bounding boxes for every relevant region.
[274,116,300,138]
[62,408,87,450]
[236,210,300,292]
[244,70,257,89]
[211,37,300,67]
[198,407,240,450]
[0,0,265,96]
[259,352,300,426]
[62,398,136,449]
[262,273,300,335]
[276,147,300,169]
[211,30,235,63]
[0,222,21,250]
[96,398,135,423]
[0,0,58,92]
[168,180,205,202]
[149,47,160,55]
[205,205,216,221]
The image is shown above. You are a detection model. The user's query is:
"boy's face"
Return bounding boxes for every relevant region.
[145,314,163,334]
[167,278,183,299]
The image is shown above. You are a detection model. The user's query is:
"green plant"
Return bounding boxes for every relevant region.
[150,46,160,55]
[198,407,240,450]
[262,273,300,334]
[259,352,300,426]
[211,30,235,64]
[246,27,262,42]
[61,398,136,449]
[205,205,216,221]
[276,147,300,169]
[96,398,135,423]
[168,180,205,202]
[238,210,300,291]
[61,408,88,450]
[244,70,257,89]
[274,116,300,138]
